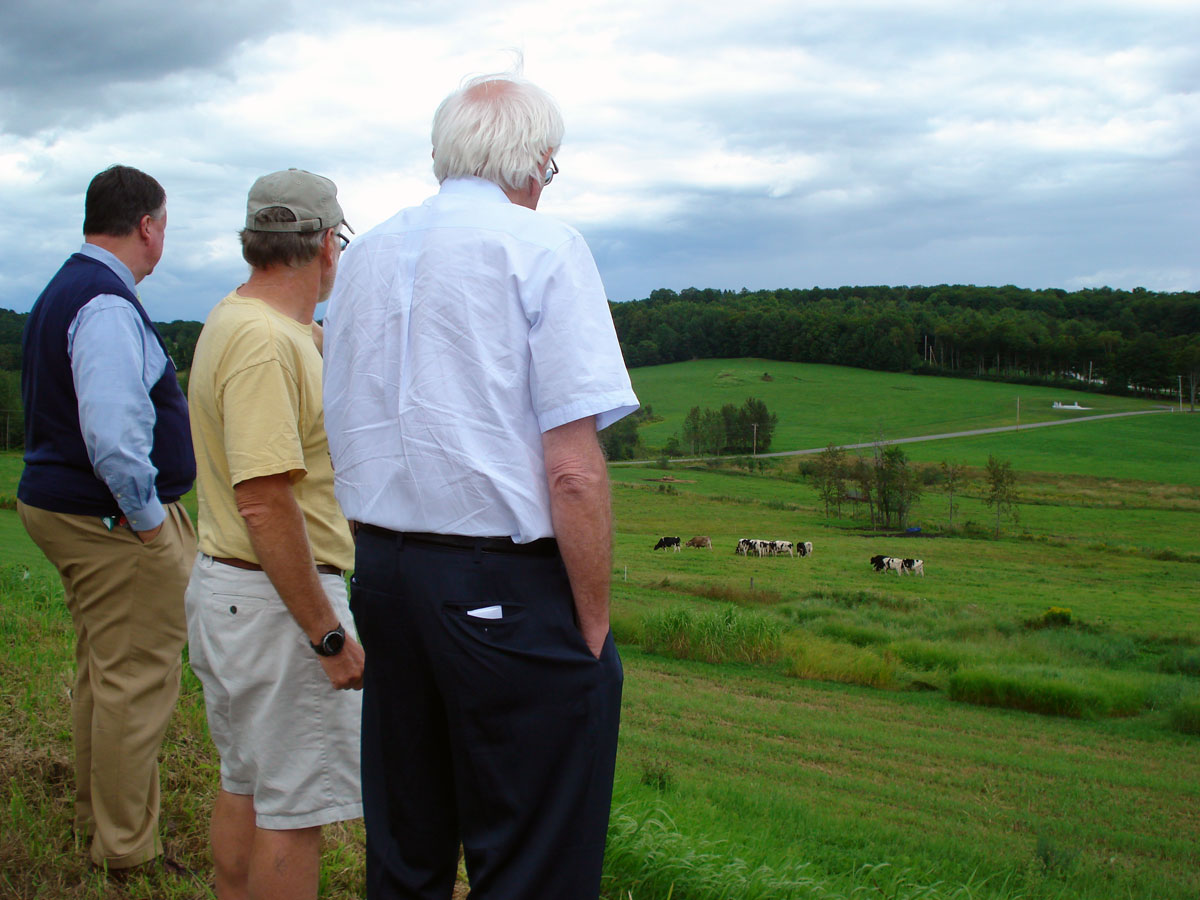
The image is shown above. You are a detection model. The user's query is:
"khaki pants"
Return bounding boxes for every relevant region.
[18,500,196,869]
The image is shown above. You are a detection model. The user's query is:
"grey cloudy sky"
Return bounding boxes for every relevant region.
[1,0,1196,323]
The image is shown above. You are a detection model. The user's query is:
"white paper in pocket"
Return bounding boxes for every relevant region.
[466,605,503,620]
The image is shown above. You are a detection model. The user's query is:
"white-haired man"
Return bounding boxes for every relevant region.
[324,73,638,899]
[186,169,364,900]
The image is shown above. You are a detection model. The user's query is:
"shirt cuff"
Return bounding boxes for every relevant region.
[538,393,641,434]
[124,497,166,532]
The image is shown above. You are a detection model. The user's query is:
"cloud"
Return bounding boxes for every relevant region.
[0,0,1196,321]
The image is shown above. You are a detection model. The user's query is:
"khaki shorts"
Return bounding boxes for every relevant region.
[185,554,363,829]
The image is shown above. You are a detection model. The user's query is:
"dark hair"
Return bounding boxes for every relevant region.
[82,165,166,237]
[240,207,327,269]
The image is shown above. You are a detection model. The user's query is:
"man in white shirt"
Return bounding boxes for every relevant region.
[323,71,638,899]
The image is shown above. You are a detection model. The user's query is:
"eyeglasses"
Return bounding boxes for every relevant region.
[335,232,350,250]
[543,157,558,186]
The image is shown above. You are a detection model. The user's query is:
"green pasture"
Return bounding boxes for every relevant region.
[604,454,1200,898]
[629,358,1167,452]
[2,359,1199,899]
[895,411,1200,485]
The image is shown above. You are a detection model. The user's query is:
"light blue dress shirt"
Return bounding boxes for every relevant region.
[66,243,170,531]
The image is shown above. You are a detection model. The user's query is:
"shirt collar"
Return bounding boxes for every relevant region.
[78,242,138,294]
[438,176,511,204]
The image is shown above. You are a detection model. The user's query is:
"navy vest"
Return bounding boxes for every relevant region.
[18,253,195,516]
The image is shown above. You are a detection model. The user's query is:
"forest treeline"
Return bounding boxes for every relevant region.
[3,281,1200,441]
[610,284,1200,406]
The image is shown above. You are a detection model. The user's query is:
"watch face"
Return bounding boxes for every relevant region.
[323,628,345,656]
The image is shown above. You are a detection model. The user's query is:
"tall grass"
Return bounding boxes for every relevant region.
[641,605,783,665]
[888,638,981,672]
[603,803,1025,900]
[1169,697,1200,736]
[780,632,900,688]
[948,665,1154,718]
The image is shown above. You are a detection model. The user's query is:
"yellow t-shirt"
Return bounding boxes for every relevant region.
[189,290,353,571]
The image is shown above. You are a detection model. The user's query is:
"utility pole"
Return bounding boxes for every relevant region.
[1016,396,1020,432]
[752,423,758,456]
[1180,375,1184,413]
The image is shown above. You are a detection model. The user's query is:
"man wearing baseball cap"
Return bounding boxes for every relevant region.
[185,168,364,899]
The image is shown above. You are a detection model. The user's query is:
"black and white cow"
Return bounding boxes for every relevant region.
[770,540,795,557]
[795,541,813,557]
[870,555,904,574]
[901,558,925,576]
[653,536,681,552]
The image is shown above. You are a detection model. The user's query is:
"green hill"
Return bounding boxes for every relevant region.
[628,357,1170,454]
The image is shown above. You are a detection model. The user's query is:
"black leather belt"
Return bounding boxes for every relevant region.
[211,555,344,577]
[356,523,558,557]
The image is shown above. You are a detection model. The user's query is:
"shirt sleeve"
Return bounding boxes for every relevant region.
[526,234,640,433]
[68,295,167,531]
[219,352,306,487]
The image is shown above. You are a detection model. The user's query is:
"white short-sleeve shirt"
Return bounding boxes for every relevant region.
[322,176,639,543]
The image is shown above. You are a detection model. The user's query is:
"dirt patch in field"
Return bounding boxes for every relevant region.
[643,476,696,484]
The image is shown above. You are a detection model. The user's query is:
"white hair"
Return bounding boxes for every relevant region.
[431,71,564,192]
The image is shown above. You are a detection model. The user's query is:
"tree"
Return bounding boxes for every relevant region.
[873,444,920,530]
[598,414,640,461]
[878,448,921,532]
[740,396,778,453]
[0,369,22,451]
[940,460,964,528]
[700,408,725,455]
[1174,335,1200,412]
[682,406,702,455]
[984,454,1019,537]
[850,455,876,528]
[815,445,847,518]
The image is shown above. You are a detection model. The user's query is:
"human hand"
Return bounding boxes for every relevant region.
[135,524,163,544]
[319,634,365,690]
[581,624,608,660]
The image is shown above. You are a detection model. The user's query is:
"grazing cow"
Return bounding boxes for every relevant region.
[901,558,925,576]
[795,541,813,557]
[750,539,770,557]
[870,555,903,574]
[653,536,681,552]
[686,536,713,550]
[772,540,795,557]
[735,538,751,555]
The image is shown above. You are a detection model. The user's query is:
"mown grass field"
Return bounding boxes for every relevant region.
[629,358,1168,453]
[2,360,1198,899]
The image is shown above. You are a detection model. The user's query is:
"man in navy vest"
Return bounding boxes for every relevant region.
[17,165,197,878]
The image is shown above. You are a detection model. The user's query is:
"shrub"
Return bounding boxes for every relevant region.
[639,760,674,792]
[1024,606,1072,629]
[641,605,783,665]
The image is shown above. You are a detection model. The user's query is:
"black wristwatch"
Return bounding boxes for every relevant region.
[310,624,346,657]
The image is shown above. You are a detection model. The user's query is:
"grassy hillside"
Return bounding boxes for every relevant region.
[628,358,1168,453]
[894,412,1200,485]
[1,360,1198,899]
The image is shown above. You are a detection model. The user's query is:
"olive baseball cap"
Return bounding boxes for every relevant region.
[244,168,353,233]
